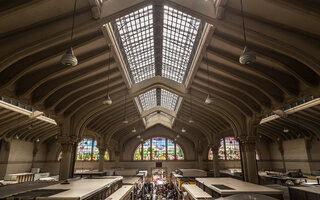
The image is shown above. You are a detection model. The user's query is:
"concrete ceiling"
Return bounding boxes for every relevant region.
[0,0,319,145]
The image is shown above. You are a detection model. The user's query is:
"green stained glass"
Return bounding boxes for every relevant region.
[143,140,151,160]
[77,138,92,161]
[92,140,99,161]
[176,144,184,160]
[167,139,175,160]
[134,144,142,160]
[152,137,166,160]
[104,151,110,160]
[58,151,62,161]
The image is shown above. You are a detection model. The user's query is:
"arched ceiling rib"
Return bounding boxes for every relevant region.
[0,0,319,145]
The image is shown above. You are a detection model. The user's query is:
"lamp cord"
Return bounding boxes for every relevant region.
[107,45,111,94]
[70,0,78,44]
[206,49,210,94]
[240,0,247,46]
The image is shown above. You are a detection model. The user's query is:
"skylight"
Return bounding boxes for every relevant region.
[162,6,201,83]
[138,89,157,111]
[161,89,178,111]
[114,5,154,83]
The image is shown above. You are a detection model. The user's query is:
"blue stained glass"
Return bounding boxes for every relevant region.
[77,138,92,161]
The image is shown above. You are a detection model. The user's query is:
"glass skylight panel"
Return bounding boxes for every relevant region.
[162,6,201,83]
[161,89,179,111]
[138,89,157,111]
[115,5,155,83]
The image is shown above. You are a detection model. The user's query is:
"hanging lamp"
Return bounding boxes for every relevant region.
[181,127,186,133]
[103,45,112,105]
[122,93,129,124]
[61,0,78,66]
[239,0,256,65]
[132,128,137,133]
[204,48,214,105]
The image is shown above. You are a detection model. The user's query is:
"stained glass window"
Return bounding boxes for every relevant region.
[92,140,99,161]
[167,139,175,160]
[104,151,110,161]
[152,137,166,160]
[77,138,93,161]
[58,151,62,161]
[133,137,184,160]
[208,137,240,160]
[143,139,151,160]
[134,145,142,160]
[176,144,184,160]
[225,137,240,160]
[256,150,260,161]
[218,138,225,160]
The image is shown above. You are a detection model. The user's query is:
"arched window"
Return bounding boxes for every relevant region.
[208,138,225,160]
[58,151,62,161]
[76,138,110,161]
[77,138,93,161]
[133,137,184,160]
[104,151,110,161]
[225,137,240,160]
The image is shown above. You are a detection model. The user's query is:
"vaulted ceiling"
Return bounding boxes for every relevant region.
[0,0,319,146]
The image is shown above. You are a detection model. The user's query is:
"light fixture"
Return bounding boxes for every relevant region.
[140,138,144,142]
[283,128,289,133]
[174,138,177,141]
[205,94,214,105]
[239,0,256,65]
[103,94,112,105]
[36,138,40,143]
[122,117,129,124]
[177,134,180,138]
[181,127,186,133]
[204,47,213,105]
[132,128,137,133]
[188,117,194,124]
[61,0,78,66]
[103,44,112,105]
[137,135,141,139]
[15,135,19,140]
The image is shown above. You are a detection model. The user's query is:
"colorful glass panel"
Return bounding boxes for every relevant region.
[104,151,110,161]
[152,137,166,160]
[167,139,175,160]
[218,138,225,160]
[176,144,184,160]
[208,148,213,160]
[92,140,99,161]
[134,144,142,160]
[256,150,260,161]
[77,138,92,161]
[225,137,240,160]
[143,140,151,160]
[58,151,62,161]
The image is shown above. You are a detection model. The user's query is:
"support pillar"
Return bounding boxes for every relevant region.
[115,150,120,168]
[31,142,39,168]
[58,136,76,181]
[211,144,220,177]
[239,136,259,184]
[277,140,286,172]
[98,146,106,172]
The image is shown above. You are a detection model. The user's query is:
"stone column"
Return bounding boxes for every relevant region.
[277,140,286,172]
[114,150,120,168]
[198,149,203,169]
[58,136,76,181]
[31,142,39,168]
[211,144,220,177]
[97,146,106,172]
[239,136,259,184]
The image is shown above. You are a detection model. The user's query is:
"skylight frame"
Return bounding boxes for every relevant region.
[138,89,157,111]
[113,5,155,83]
[162,5,202,83]
[161,89,179,111]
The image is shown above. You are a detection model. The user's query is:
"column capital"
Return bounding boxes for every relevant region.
[57,136,78,145]
[238,135,257,144]
[97,145,107,152]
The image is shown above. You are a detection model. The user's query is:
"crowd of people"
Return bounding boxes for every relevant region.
[136,182,178,200]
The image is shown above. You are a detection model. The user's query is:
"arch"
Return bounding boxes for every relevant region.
[133,137,185,161]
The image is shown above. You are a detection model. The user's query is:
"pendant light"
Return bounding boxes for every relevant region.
[36,138,40,143]
[122,93,129,124]
[132,128,137,133]
[283,127,289,133]
[15,134,19,140]
[181,127,186,133]
[204,48,214,105]
[239,0,256,65]
[103,45,112,105]
[29,121,34,130]
[188,91,195,124]
[61,0,78,66]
